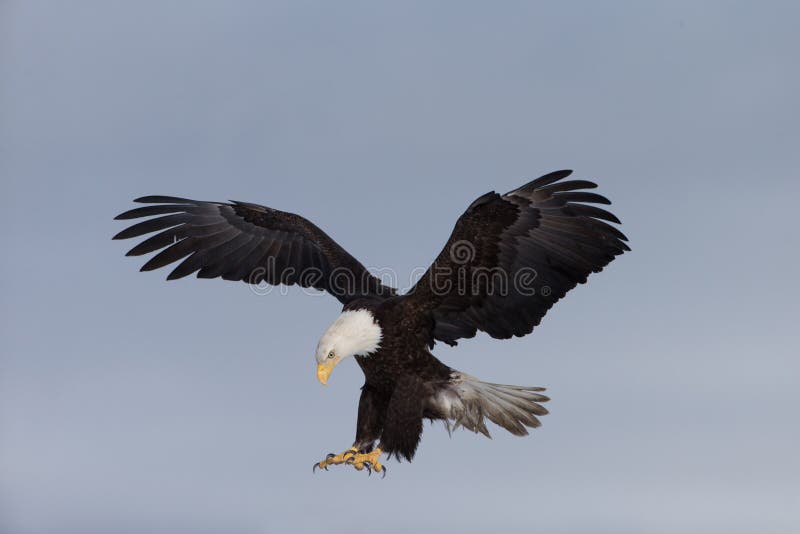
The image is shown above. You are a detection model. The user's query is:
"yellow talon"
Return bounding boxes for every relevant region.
[313,447,386,476]
[314,447,357,471]
[346,448,385,475]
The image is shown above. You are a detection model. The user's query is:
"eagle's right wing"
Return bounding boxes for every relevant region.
[113,196,395,305]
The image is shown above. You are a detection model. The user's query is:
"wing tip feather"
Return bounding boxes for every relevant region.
[133,195,194,204]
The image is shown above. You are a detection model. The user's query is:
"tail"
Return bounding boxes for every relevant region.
[435,372,550,437]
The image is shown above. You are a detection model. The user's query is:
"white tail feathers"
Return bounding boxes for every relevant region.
[433,372,549,437]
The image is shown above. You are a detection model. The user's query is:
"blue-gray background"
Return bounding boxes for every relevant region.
[1,2,798,533]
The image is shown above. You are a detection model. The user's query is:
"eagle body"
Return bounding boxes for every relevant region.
[335,299,549,462]
[113,170,629,474]
[351,299,452,462]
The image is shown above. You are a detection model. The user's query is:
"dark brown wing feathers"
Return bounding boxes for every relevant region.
[405,170,628,346]
[114,171,625,332]
[114,197,395,305]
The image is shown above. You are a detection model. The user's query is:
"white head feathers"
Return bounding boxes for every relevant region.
[315,309,382,364]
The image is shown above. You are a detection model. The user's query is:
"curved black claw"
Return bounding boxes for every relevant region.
[315,461,329,472]
[312,461,330,473]
[380,465,388,479]
[345,456,355,465]
[364,462,372,476]
[343,449,357,460]
[325,453,336,460]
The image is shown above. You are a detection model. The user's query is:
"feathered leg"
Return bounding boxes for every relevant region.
[375,375,427,463]
[330,376,426,476]
[314,384,389,475]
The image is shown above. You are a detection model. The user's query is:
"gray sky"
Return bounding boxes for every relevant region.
[1,1,798,533]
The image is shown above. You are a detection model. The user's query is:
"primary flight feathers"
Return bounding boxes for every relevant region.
[114,194,395,304]
[408,169,629,345]
[114,169,627,346]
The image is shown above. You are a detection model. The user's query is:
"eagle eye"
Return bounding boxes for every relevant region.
[327,351,335,359]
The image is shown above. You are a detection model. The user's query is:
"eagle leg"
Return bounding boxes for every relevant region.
[312,447,357,472]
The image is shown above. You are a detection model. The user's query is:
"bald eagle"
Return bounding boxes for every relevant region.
[113,170,628,476]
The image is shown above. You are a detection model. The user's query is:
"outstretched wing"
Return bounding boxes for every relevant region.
[113,196,395,305]
[403,170,629,346]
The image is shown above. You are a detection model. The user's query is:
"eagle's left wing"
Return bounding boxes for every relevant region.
[113,196,395,305]
[402,170,629,346]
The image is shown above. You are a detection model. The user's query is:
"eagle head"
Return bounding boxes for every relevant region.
[315,309,382,384]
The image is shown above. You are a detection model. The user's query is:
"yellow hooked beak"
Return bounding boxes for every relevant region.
[317,362,335,385]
